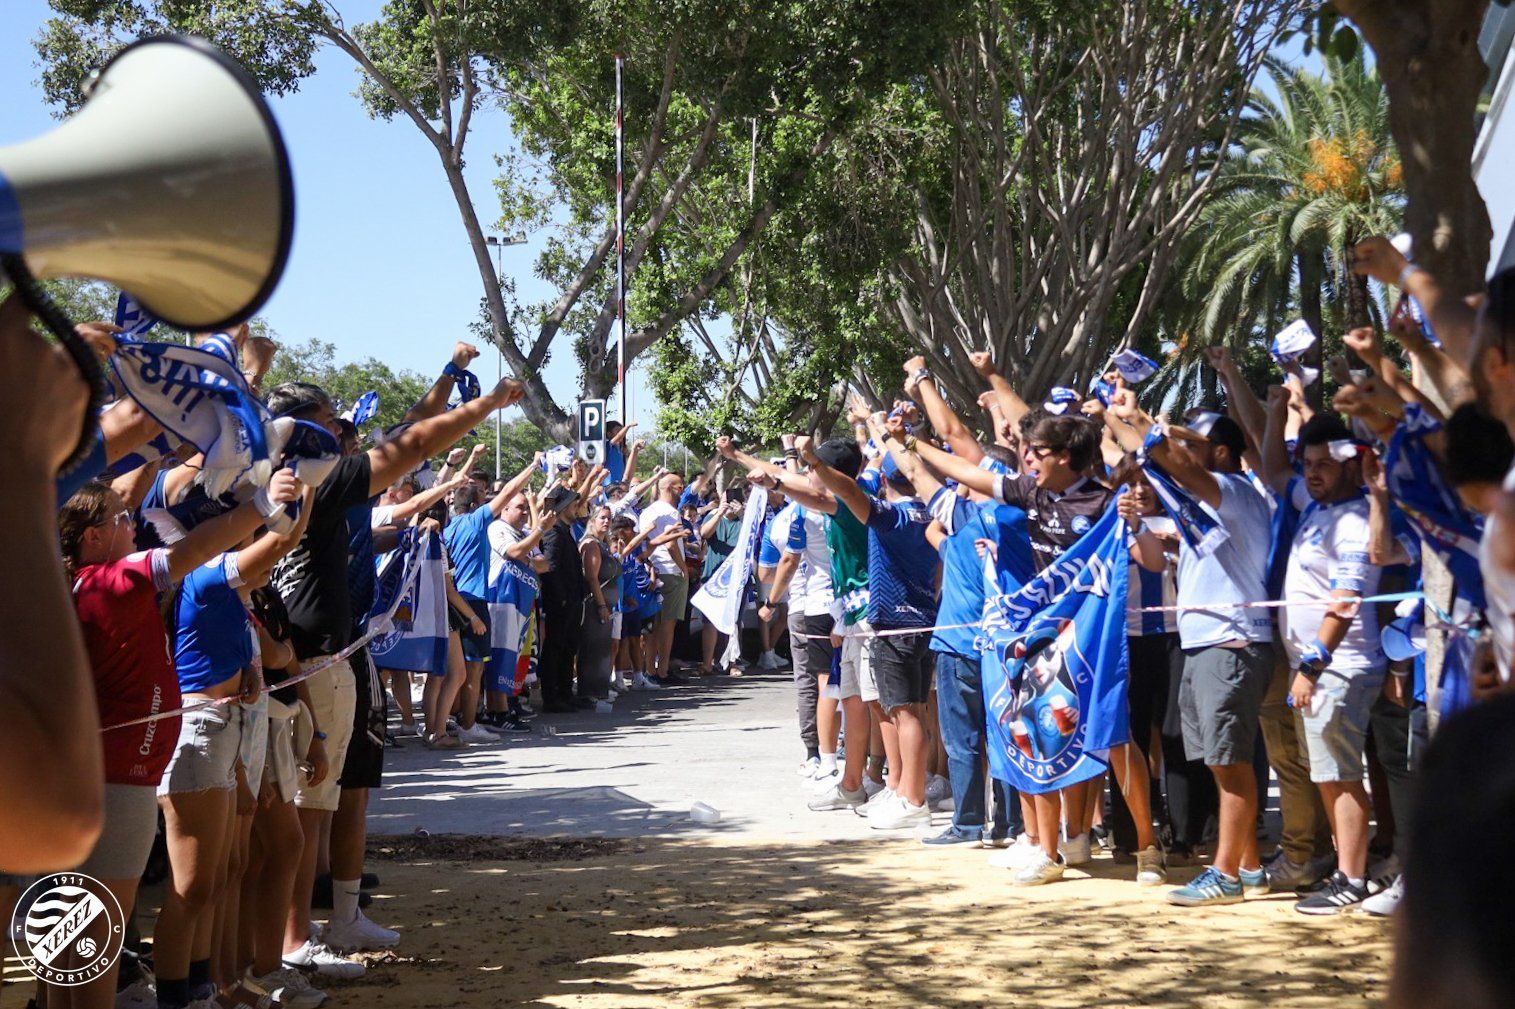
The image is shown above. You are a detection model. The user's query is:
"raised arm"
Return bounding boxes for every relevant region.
[1260,385,1296,498]
[485,453,544,519]
[873,413,946,504]
[389,473,470,526]
[1362,452,1412,567]
[796,436,872,525]
[1354,236,1478,372]
[1204,346,1267,448]
[969,351,1031,431]
[236,482,316,586]
[903,355,984,463]
[1108,387,1223,507]
[165,469,303,582]
[405,342,478,423]
[909,437,1000,498]
[367,375,525,494]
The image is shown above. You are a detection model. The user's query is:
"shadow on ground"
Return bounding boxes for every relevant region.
[336,834,1391,1009]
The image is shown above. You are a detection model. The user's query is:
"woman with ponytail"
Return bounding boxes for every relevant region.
[53,468,301,1009]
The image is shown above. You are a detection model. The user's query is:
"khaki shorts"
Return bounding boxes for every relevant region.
[659,574,689,621]
[294,658,356,812]
[839,620,877,702]
[1296,666,1385,783]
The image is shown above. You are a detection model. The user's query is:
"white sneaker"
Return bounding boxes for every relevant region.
[323,909,400,952]
[925,774,953,811]
[804,768,842,794]
[797,756,821,778]
[1013,850,1067,886]
[987,834,1039,870]
[457,723,498,744]
[853,785,895,816]
[759,650,787,670]
[1362,874,1404,916]
[861,775,885,799]
[1136,846,1167,886]
[245,967,327,1008]
[634,673,662,691]
[282,939,365,979]
[807,783,868,811]
[868,794,931,830]
[1059,831,1092,866]
[393,722,420,738]
[115,980,157,1009]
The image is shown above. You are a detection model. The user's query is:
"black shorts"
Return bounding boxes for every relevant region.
[339,647,387,790]
[803,614,836,678]
[461,597,491,662]
[872,630,933,712]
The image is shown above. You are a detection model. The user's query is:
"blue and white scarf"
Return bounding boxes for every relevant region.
[1136,424,1229,557]
[1112,349,1159,385]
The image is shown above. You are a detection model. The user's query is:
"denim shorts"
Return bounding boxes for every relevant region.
[1296,666,1385,782]
[158,703,241,795]
[872,630,933,712]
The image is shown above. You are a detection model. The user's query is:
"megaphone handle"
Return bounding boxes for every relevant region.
[0,254,106,478]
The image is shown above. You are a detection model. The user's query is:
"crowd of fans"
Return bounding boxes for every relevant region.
[2,231,1514,1009]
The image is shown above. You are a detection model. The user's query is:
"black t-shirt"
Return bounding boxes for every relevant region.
[539,524,585,608]
[994,473,1114,573]
[273,453,375,659]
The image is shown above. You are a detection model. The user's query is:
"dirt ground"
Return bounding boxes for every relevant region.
[313,834,1393,1009]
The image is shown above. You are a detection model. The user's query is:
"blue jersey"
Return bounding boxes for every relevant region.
[173,553,252,693]
[864,497,939,629]
[442,504,494,600]
[928,492,1032,656]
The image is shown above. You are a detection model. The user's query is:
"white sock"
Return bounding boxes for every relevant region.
[820,752,838,774]
[333,878,361,924]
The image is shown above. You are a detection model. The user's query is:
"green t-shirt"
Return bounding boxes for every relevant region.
[826,505,870,625]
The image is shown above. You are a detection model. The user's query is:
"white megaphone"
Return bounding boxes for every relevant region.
[0,35,294,330]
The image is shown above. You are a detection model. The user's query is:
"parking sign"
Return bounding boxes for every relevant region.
[578,399,606,466]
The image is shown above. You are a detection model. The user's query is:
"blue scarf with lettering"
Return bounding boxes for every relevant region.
[1136,425,1229,557]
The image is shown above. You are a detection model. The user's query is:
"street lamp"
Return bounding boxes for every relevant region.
[485,234,527,480]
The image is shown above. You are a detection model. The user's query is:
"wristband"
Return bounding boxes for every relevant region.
[443,361,467,380]
[911,367,932,385]
[252,487,296,535]
[1397,264,1422,290]
[1297,639,1331,680]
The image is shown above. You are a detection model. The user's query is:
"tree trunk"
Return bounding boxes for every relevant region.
[1337,0,1494,294]
[1298,250,1326,410]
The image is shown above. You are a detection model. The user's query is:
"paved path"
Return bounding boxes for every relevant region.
[368,667,918,841]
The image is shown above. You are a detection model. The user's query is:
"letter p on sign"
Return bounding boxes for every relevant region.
[578,399,606,466]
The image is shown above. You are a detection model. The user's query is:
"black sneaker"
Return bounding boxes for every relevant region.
[497,713,533,733]
[1294,871,1368,915]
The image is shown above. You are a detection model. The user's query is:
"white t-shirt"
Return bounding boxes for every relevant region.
[1175,473,1273,648]
[1279,484,1385,671]
[638,500,685,576]
[780,505,834,617]
[765,502,806,605]
[1480,465,1515,679]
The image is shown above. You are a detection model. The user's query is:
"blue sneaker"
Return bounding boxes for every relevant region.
[1239,866,1270,896]
[1165,866,1244,907]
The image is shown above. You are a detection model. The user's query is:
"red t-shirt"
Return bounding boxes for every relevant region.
[73,550,180,786]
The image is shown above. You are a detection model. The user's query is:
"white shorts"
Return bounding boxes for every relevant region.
[294,658,356,812]
[839,620,877,702]
[239,694,269,794]
[611,611,624,640]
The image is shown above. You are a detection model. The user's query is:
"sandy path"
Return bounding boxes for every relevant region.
[326,834,1391,1009]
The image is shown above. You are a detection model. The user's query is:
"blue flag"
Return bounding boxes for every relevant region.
[343,390,380,429]
[981,503,1130,795]
[488,534,540,696]
[1383,406,1485,610]
[1112,349,1159,384]
[1044,387,1081,415]
[114,292,159,339]
[1136,425,1229,557]
[370,530,449,674]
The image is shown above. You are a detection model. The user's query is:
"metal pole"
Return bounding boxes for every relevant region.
[615,54,628,430]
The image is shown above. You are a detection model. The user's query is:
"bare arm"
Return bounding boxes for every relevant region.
[910,437,1000,498]
[1108,387,1223,507]
[100,398,164,465]
[164,469,302,582]
[388,473,469,525]
[367,375,525,494]
[404,342,477,423]
[969,351,1031,431]
[873,413,946,504]
[236,483,316,586]
[1259,386,1295,498]
[797,436,872,525]
[1363,452,1412,567]
[484,454,543,519]
[1354,237,1478,372]
[903,355,984,462]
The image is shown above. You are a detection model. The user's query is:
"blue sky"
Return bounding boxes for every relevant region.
[0,0,655,427]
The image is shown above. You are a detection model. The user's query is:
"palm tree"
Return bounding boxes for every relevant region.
[1164,52,1404,386]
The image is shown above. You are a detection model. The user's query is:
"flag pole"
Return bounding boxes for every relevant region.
[615,54,628,431]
